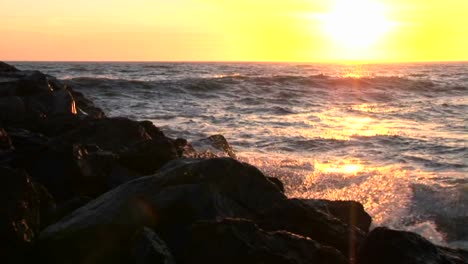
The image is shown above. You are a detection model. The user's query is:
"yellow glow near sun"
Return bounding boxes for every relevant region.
[319,0,395,51]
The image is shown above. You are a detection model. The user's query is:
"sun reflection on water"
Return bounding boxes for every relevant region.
[313,159,364,175]
[315,112,395,140]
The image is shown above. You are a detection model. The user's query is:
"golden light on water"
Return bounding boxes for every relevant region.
[314,160,364,175]
[316,113,394,140]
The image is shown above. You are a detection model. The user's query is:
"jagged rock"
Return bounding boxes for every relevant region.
[8,127,140,201]
[357,227,468,264]
[68,89,105,118]
[0,167,50,263]
[118,138,179,175]
[43,196,91,227]
[54,117,179,174]
[57,117,153,152]
[72,144,121,196]
[132,227,176,264]
[190,134,237,159]
[302,199,372,232]
[182,218,347,264]
[38,158,287,263]
[139,120,165,139]
[15,71,51,96]
[255,198,366,260]
[0,61,19,72]
[0,128,13,151]
[0,96,27,122]
[267,176,285,193]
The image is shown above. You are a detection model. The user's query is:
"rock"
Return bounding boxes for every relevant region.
[139,120,165,139]
[72,144,120,197]
[182,218,347,264]
[15,71,51,96]
[118,138,179,175]
[267,176,285,193]
[174,138,198,158]
[191,134,237,159]
[0,96,27,122]
[57,117,153,152]
[357,227,468,264]
[0,128,13,150]
[132,227,176,264]
[54,117,179,174]
[52,89,77,115]
[302,199,372,232]
[0,61,19,72]
[68,89,105,118]
[255,198,366,260]
[0,167,42,263]
[38,158,287,263]
[44,196,91,227]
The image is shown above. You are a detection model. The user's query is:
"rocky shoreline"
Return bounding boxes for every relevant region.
[0,61,466,264]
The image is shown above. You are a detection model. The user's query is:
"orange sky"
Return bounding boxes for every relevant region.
[1,0,467,62]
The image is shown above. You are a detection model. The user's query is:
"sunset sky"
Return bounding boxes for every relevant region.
[1,0,467,62]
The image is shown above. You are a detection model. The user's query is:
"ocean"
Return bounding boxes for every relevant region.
[12,61,468,249]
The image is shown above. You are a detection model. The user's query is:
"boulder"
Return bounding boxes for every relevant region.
[38,158,287,263]
[190,134,237,159]
[357,227,468,264]
[0,167,52,263]
[68,89,105,118]
[132,227,176,264]
[57,117,153,152]
[118,138,179,175]
[182,218,347,264]
[255,198,366,260]
[15,71,51,96]
[0,61,19,72]
[302,199,372,232]
[0,96,27,122]
[0,128,13,151]
[267,176,285,193]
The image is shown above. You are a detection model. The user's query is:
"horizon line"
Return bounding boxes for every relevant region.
[3,59,468,64]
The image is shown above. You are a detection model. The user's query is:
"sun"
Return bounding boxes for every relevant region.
[319,0,394,50]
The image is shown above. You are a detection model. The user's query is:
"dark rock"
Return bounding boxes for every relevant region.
[174,137,198,158]
[118,138,179,175]
[0,167,42,262]
[267,176,285,193]
[15,71,51,96]
[183,218,347,264]
[21,114,85,137]
[357,227,468,264]
[72,144,120,196]
[57,117,152,152]
[255,198,366,260]
[302,199,372,232]
[0,96,27,122]
[139,120,165,139]
[191,134,237,159]
[0,128,13,150]
[68,89,105,118]
[0,61,19,72]
[44,196,92,227]
[132,227,176,264]
[38,158,286,263]
[53,117,178,174]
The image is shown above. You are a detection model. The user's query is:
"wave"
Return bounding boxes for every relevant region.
[63,74,467,97]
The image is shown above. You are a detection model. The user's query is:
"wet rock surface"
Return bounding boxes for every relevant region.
[0,62,465,264]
